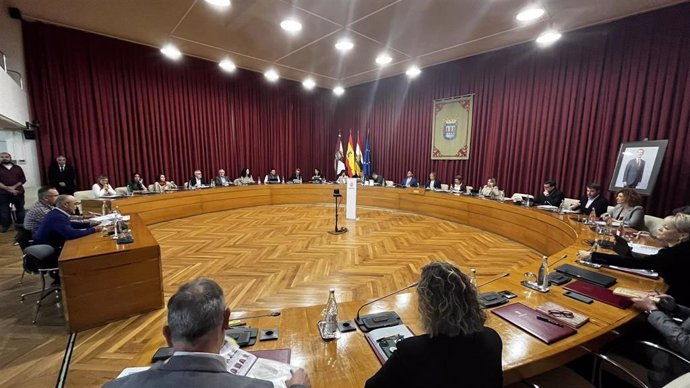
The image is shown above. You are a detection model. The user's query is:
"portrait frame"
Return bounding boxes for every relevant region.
[608,139,668,196]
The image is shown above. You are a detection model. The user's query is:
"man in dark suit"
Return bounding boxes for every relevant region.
[103,278,310,388]
[188,170,209,188]
[33,195,101,271]
[400,170,419,187]
[623,148,646,188]
[47,155,78,195]
[534,179,565,207]
[424,172,442,190]
[371,172,385,186]
[570,182,609,217]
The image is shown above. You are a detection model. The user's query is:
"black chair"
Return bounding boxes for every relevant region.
[21,244,61,324]
[15,225,33,285]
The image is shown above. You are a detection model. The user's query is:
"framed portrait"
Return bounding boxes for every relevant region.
[608,139,668,196]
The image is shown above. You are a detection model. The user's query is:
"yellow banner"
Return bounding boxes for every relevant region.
[431,95,473,160]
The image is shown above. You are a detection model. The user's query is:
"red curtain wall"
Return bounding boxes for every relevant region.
[334,4,690,216]
[23,22,336,188]
[23,4,690,215]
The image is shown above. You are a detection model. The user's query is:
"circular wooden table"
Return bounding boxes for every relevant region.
[77,184,665,386]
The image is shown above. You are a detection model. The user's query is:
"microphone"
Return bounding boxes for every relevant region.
[354,282,418,333]
[477,272,510,287]
[228,311,280,326]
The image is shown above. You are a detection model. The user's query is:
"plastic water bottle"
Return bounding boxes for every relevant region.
[537,256,549,291]
[101,201,108,215]
[470,268,477,287]
[322,288,339,338]
[589,208,597,224]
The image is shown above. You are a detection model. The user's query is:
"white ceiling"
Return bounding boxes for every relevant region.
[8,0,683,89]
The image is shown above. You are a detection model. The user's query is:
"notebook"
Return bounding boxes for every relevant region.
[564,280,633,309]
[364,324,415,364]
[492,303,577,344]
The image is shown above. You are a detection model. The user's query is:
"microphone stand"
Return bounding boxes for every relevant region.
[328,193,348,235]
[355,282,418,332]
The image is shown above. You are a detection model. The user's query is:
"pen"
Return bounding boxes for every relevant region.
[536,315,564,327]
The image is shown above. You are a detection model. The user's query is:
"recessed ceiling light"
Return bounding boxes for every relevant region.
[280,19,302,33]
[205,0,230,6]
[302,78,316,90]
[335,39,354,52]
[406,66,421,78]
[516,7,545,22]
[536,30,562,46]
[333,86,344,96]
[219,59,236,73]
[264,69,279,82]
[160,44,182,60]
[375,53,392,66]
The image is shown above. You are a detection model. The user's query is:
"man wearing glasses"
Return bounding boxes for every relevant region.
[24,186,93,235]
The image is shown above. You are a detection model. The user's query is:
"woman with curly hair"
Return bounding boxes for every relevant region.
[365,261,503,388]
[602,188,646,230]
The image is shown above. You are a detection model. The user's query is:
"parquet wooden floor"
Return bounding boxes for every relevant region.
[0,204,541,387]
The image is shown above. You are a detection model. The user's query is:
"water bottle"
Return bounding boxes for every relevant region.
[469,268,477,287]
[537,256,549,291]
[589,208,597,224]
[558,201,565,215]
[101,201,108,215]
[322,288,339,338]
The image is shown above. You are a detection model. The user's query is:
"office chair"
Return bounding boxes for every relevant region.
[20,244,61,324]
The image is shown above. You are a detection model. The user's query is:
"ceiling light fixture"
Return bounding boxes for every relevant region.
[333,86,344,96]
[516,7,545,22]
[205,0,231,6]
[335,39,354,52]
[280,19,302,33]
[264,69,279,82]
[160,44,182,60]
[302,78,316,90]
[375,53,392,66]
[406,66,421,78]
[219,59,236,73]
[536,30,562,46]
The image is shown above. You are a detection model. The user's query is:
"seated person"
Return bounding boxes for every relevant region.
[310,168,324,183]
[214,169,232,186]
[534,179,564,207]
[336,169,348,184]
[365,262,502,388]
[103,277,310,388]
[288,168,305,183]
[569,182,609,216]
[578,213,690,305]
[34,195,102,260]
[480,177,500,198]
[400,171,418,188]
[127,173,148,193]
[371,172,385,186]
[451,175,465,193]
[24,187,91,235]
[424,172,441,190]
[601,188,646,230]
[153,174,176,192]
[264,169,281,184]
[188,170,208,188]
[235,168,255,185]
[92,175,117,198]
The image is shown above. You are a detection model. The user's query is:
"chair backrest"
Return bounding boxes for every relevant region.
[563,198,579,209]
[15,227,33,249]
[665,372,690,388]
[115,187,128,196]
[511,193,533,201]
[607,205,615,214]
[74,190,95,213]
[385,180,394,187]
[440,184,449,191]
[644,215,664,237]
[148,184,155,192]
[23,245,56,273]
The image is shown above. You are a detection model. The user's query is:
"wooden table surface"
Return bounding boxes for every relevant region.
[75,184,666,385]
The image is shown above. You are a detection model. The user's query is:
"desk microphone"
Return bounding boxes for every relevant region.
[478,272,510,287]
[229,311,280,325]
[354,282,418,333]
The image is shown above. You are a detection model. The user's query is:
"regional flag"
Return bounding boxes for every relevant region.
[354,131,363,177]
[334,130,345,175]
[345,131,356,177]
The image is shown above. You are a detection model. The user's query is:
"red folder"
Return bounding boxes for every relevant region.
[564,280,633,309]
[492,303,577,344]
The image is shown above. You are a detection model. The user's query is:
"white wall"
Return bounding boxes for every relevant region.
[0,0,40,197]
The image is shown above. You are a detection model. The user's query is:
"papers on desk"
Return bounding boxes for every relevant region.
[630,243,661,256]
[594,220,622,227]
[91,214,131,226]
[364,324,414,364]
[561,209,580,214]
[220,342,292,388]
[536,205,558,211]
[116,366,150,378]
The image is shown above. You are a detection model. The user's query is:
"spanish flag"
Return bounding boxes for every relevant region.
[345,131,356,177]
